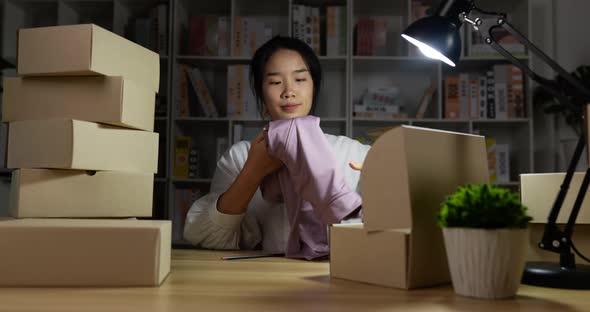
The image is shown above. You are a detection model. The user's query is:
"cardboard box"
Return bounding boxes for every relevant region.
[3,76,156,131]
[10,168,154,218]
[18,24,160,92]
[332,125,489,289]
[361,125,489,232]
[330,224,412,289]
[520,172,590,224]
[0,218,170,286]
[7,119,158,173]
[520,172,590,263]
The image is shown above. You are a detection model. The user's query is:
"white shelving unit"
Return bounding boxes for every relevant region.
[1,0,535,244]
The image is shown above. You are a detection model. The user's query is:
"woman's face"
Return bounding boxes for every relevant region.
[262,49,314,120]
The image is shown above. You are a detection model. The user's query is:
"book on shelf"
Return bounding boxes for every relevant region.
[187,67,218,117]
[126,3,168,55]
[227,65,259,119]
[444,76,460,119]
[326,6,347,56]
[232,16,273,57]
[466,25,526,57]
[486,70,496,119]
[443,64,525,120]
[486,138,510,183]
[292,4,321,54]
[355,86,403,115]
[216,137,229,162]
[188,15,230,56]
[355,15,403,56]
[174,136,191,178]
[188,149,200,179]
[415,81,436,119]
[177,65,219,118]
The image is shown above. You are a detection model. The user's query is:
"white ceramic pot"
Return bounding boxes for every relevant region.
[442,227,529,299]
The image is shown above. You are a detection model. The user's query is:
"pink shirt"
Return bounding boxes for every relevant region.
[262,116,362,260]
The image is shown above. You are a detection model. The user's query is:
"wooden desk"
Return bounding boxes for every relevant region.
[0,249,587,311]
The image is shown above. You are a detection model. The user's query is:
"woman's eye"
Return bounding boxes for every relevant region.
[269,81,281,85]
[296,78,307,82]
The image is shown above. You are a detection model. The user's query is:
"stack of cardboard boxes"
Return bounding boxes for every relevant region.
[330,125,489,289]
[0,24,170,286]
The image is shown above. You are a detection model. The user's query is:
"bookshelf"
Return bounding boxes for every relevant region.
[0,0,535,245]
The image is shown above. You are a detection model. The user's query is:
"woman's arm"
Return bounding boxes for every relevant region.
[183,134,282,250]
[217,132,282,215]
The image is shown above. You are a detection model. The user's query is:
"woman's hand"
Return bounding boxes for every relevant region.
[349,162,363,171]
[244,131,284,180]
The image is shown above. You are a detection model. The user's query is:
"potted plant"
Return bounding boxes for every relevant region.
[438,184,532,299]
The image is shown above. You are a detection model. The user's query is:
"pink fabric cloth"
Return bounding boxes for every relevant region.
[261,116,362,260]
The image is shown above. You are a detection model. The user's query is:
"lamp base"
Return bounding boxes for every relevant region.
[522,261,590,289]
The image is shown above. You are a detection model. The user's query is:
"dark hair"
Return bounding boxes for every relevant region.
[250,36,322,117]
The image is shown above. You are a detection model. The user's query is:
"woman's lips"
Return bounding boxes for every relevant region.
[281,104,301,113]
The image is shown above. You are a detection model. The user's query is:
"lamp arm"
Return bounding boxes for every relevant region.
[465,8,590,264]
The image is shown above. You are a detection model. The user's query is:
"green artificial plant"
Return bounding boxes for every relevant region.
[438,184,532,229]
[534,65,590,136]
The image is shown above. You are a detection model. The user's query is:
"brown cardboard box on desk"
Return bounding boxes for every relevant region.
[17,24,160,92]
[2,76,156,131]
[520,173,590,263]
[10,169,154,218]
[330,125,489,289]
[7,119,158,173]
[0,219,171,286]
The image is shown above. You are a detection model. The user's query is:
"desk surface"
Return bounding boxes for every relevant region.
[0,249,588,312]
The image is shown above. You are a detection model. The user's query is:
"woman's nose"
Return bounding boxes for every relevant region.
[281,85,296,99]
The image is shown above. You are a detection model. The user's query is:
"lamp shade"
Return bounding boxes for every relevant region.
[401,16,462,67]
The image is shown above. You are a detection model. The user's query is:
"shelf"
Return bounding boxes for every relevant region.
[354,118,469,123]
[353,56,439,62]
[175,55,250,62]
[472,118,530,123]
[320,117,347,122]
[319,56,346,60]
[176,117,229,122]
[172,178,212,183]
[461,55,529,61]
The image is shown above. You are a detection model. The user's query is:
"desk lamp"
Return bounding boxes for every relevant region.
[401,0,590,289]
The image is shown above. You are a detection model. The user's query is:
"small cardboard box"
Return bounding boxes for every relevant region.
[18,24,160,92]
[0,218,171,286]
[520,172,590,224]
[2,76,156,131]
[7,119,158,173]
[361,125,489,232]
[330,126,489,289]
[520,172,590,263]
[10,168,154,218]
[330,224,411,289]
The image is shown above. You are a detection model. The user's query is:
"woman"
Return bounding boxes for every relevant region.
[183,36,370,259]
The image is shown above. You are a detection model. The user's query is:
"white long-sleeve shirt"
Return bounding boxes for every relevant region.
[183,133,371,251]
